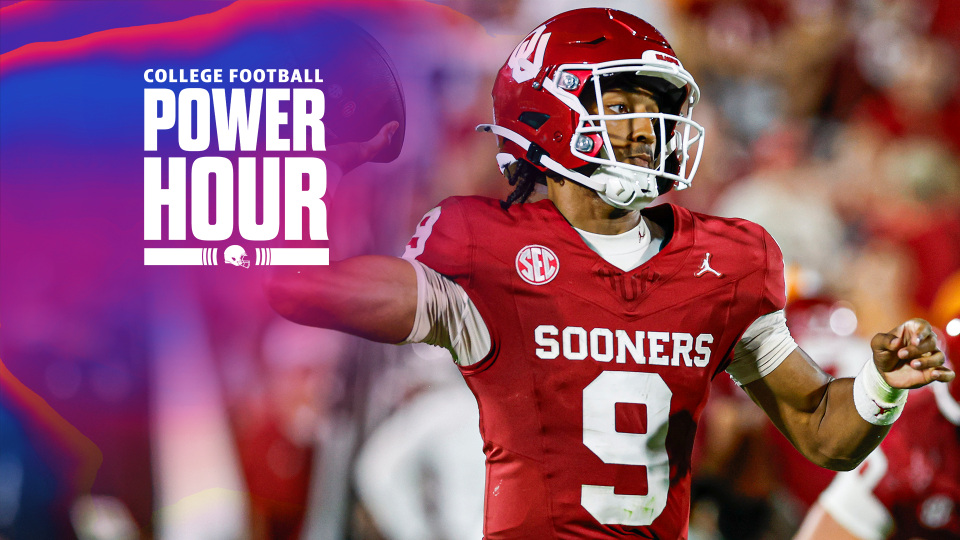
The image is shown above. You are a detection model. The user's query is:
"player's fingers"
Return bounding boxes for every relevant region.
[897,318,934,346]
[930,366,956,383]
[871,331,902,356]
[897,330,939,359]
[360,121,400,159]
[384,120,400,144]
[907,351,945,371]
[325,122,400,175]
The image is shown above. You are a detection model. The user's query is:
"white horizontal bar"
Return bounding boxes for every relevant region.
[145,247,326,266]
[145,248,207,265]
[264,248,328,265]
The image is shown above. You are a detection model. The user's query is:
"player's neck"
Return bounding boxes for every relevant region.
[547,177,642,235]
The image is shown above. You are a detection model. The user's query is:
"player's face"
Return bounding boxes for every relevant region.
[586,87,660,169]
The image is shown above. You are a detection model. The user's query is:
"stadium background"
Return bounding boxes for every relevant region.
[1,1,958,539]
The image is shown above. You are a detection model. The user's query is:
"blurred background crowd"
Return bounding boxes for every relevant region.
[2,1,959,539]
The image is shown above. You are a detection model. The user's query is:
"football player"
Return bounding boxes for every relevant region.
[792,316,960,540]
[266,9,954,539]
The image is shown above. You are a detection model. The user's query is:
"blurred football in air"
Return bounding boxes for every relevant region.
[282,13,405,162]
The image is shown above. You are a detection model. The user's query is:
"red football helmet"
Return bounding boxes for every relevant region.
[478,8,704,210]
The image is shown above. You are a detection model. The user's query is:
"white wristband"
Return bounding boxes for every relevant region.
[853,360,908,425]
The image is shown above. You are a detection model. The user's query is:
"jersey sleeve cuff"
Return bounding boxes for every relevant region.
[726,310,798,386]
[400,258,431,344]
[398,259,492,366]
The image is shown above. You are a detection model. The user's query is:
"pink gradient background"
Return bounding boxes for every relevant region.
[0,1,506,538]
[4,1,960,540]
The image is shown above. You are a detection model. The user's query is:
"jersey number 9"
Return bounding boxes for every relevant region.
[582,371,672,526]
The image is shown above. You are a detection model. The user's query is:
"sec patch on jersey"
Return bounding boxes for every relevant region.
[516,245,559,285]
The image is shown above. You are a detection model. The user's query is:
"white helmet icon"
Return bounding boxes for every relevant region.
[224,245,250,268]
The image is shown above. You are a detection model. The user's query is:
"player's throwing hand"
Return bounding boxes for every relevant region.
[326,121,400,176]
[871,319,955,389]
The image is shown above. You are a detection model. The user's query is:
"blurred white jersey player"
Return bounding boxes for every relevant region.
[794,317,960,540]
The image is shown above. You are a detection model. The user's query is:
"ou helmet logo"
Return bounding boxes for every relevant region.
[516,245,559,285]
[508,25,551,83]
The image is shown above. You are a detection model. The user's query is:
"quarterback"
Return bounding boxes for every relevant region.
[267,9,954,539]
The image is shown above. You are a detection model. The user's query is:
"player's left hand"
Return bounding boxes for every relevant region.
[871,318,955,389]
[325,121,400,175]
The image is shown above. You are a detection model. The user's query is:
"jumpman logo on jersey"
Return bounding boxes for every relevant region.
[695,253,722,277]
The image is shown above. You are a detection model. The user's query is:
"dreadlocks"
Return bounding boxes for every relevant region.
[500,160,546,210]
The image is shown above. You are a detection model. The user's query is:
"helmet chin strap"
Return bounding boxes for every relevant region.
[593,164,660,211]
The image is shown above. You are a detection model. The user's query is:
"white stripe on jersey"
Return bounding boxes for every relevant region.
[817,449,894,540]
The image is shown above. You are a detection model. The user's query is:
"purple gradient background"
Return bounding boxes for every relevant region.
[0,1,495,537]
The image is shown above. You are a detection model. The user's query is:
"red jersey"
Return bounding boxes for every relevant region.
[819,387,960,540]
[406,196,786,539]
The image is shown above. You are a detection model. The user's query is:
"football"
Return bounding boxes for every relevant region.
[289,13,406,162]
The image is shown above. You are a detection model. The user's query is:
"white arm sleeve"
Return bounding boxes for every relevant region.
[726,310,798,386]
[817,449,894,540]
[402,259,491,366]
